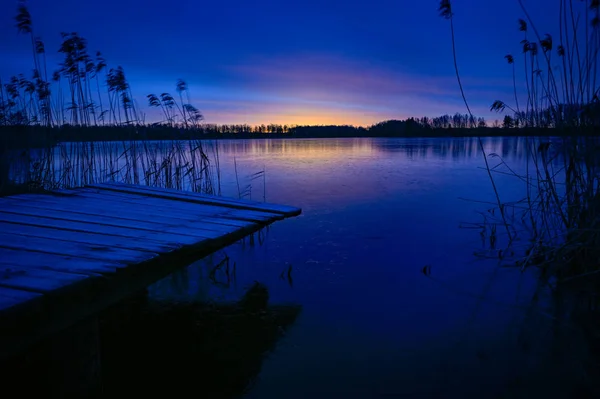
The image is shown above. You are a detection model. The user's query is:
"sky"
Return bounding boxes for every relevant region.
[0,0,559,126]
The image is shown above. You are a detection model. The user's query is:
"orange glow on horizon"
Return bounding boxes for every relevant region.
[199,104,409,127]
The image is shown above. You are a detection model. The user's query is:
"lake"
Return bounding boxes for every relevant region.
[9,136,591,397]
[140,137,592,398]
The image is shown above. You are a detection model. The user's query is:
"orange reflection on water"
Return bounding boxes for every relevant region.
[214,136,500,161]
[216,137,381,160]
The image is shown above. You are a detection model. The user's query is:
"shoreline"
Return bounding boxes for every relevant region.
[1,125,596,147]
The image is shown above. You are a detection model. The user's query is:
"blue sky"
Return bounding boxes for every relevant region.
[0,0,558,125]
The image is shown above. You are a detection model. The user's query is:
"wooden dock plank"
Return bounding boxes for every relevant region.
[96,182,301,216]
[53,186,285,220]
[0,265,95,294]
[0,222,182,254]
[0,196,252,232]
[102,183,300,215]
[2,193,264,230]
[0,204,239,239]
[0,248,116,275]
[0,212,206,245]
[0,233,158,265]
[54,188,286,223]
[6,192,275,226]
[88,182,302,216]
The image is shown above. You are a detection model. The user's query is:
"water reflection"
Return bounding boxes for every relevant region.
[7,136,539,196]
[7,136,590,397]
[137,137,592,398]
[213,136,532,163]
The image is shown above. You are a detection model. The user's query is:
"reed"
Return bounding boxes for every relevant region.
[440,1,600,294]
[1,1,206,129]
[6,138,221,195]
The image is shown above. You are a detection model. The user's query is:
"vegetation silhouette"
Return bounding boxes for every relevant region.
[438,1,600,394]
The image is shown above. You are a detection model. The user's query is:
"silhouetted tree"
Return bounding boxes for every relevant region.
[503,115,514,128]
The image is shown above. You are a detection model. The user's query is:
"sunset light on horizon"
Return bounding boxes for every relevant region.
[0,0,556,126]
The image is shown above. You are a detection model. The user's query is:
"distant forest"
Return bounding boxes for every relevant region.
[1,114,595,147]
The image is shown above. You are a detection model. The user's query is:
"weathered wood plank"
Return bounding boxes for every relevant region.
[46,193,269,226]
[54,188,285,223]
[0,212,205,245]
[0,222,181,254]
[0,196,255,232]
[99,183,296,214]
[0,195,251,232]
[103,183,302,216]
[5,193,253,226]
[0,204,237,239]
[0,286,43,313]
[52,186,285,220]
[0,248,115,275]
[88,182,302,216]
[0,265,95,294]
[0,233,158,265]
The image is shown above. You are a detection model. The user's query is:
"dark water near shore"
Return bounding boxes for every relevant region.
[146,137,594,398]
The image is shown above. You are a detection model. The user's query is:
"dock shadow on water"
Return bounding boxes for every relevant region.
[100,281,301,398]
[0,255,301,399]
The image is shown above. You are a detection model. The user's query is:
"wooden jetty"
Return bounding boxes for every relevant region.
[0,183,301,362]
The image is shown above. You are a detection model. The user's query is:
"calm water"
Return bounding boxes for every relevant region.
[145,137,588,398]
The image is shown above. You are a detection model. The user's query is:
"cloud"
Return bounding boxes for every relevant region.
[133,53,517,126]
[230,54,457,100]
[218,54,515,124]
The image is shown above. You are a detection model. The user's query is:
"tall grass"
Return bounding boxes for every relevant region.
[440,1,600,294]
[5,138,221,195]
[1,1,206,128]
